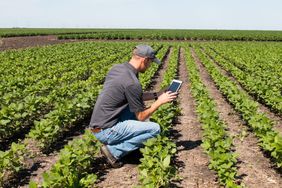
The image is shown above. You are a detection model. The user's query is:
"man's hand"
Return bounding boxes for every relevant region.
[156,91,178,105]
[136,91,178,121]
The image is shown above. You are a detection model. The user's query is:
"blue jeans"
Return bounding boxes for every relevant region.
[94,106,160,160]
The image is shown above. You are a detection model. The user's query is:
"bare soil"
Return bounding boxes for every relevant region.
[191,48,282,188]
[172,47,219,187]
[18,152,60,188]
[0,35,70,51]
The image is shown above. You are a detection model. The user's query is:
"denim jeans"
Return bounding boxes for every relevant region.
[94,106,160,160]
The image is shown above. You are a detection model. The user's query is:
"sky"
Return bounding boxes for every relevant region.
[1,0,282,30]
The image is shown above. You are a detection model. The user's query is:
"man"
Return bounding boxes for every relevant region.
[89,44,178,168]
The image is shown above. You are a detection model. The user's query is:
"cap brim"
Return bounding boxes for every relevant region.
[153,57,161,65]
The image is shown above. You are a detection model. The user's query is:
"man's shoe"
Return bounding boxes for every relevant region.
[100,145,123,168]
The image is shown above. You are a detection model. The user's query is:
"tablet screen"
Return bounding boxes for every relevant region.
[168,81,181,92]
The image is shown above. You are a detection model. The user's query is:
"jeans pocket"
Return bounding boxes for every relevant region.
[106,129,121,145]
[94,128,110,144]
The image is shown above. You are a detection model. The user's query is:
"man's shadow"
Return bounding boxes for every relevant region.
[121,149,144,165]
[173,139,202,170]
[176,140,202,152]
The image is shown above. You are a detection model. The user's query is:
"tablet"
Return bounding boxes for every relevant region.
[168,79,182,93]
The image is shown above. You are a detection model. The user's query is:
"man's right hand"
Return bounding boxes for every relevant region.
[156,91,178,105]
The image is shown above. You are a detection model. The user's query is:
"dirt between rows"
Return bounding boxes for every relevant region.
[173,48,218,187]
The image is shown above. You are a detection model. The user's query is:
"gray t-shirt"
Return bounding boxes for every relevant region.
[89,62,145,129]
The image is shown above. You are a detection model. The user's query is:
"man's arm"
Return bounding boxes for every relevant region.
[142,92,158,101]
[136,91,177,121]
[142,87,168,101]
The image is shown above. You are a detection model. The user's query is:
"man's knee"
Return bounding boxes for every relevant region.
[149,122,161,136]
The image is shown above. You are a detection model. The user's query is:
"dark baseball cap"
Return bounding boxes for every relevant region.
[133,44,161,64]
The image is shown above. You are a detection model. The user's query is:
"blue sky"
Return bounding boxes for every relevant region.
[1,0,282,30]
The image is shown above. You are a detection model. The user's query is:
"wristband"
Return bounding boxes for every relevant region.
[153,92,158,100]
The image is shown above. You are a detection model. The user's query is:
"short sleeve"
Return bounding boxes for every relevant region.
[125,84,145,113]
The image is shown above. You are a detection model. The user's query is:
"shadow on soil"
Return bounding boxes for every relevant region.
[177,140,202,152]
[121,149,143,165]
[170,126,202,187]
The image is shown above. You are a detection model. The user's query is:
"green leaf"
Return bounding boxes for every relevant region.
[29,181,38,188]
[163,155,171,168]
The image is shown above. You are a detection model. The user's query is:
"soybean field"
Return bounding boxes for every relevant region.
[0,30,282,188]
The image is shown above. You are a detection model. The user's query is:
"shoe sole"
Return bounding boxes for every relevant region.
[101,145,123,168]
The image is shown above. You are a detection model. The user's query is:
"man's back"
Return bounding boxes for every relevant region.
[89,62,144,129]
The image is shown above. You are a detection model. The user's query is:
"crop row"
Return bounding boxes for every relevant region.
[57,30,282,41]
[29,130,102,188]
[1,28,282,41]
[192,45,282,168]
[200,42,282,115]
[185,46,240,187]
[138,46,180,187]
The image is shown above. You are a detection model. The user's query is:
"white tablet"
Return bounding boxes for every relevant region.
[168,79,182,93]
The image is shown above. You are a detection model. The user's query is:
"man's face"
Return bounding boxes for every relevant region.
[140,57,153,73]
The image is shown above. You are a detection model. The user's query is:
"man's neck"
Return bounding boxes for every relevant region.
[128,60,140,72]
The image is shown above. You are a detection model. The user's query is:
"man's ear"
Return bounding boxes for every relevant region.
[140,57,146,64]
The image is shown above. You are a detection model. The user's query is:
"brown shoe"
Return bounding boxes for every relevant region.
[101,145,123,168]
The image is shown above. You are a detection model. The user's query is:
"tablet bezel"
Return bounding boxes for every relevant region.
[168,79,182,93]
